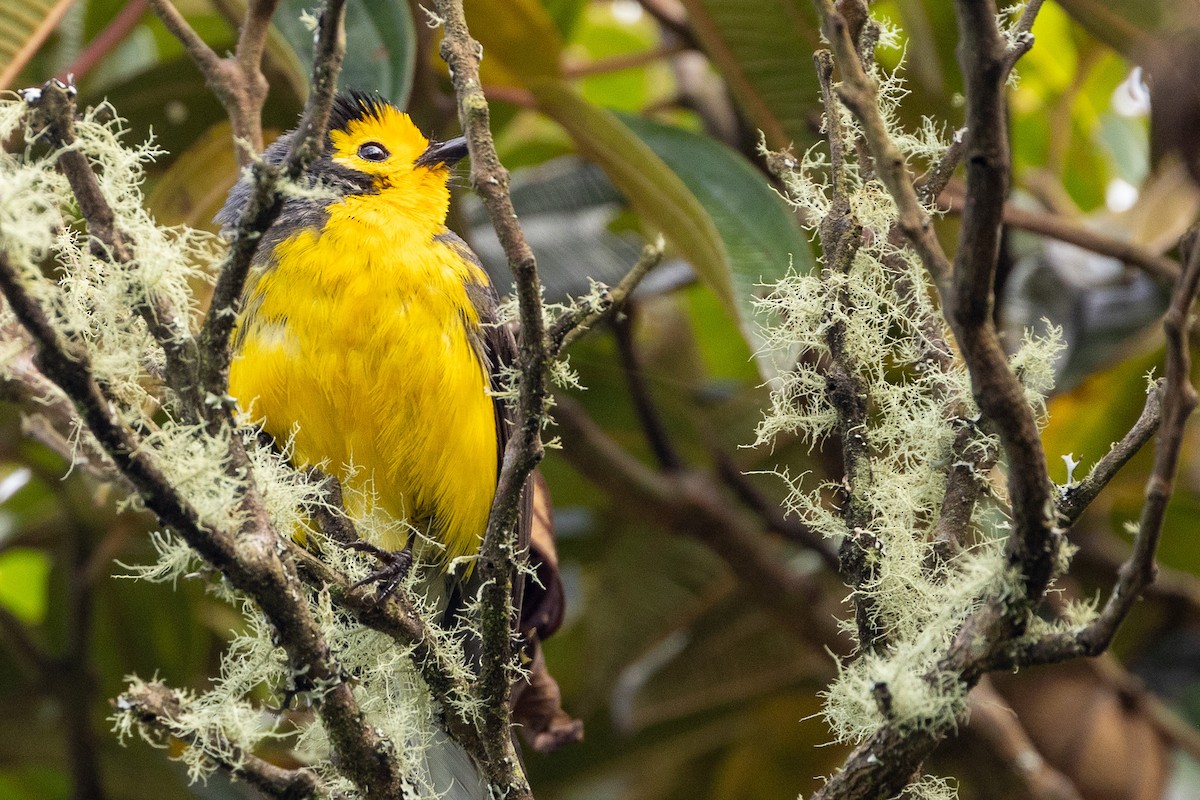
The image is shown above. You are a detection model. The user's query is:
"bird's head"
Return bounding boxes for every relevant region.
[325,91,468,188]
[217,91,467,242]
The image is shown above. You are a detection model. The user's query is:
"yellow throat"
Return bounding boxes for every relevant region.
[225,94,498,564]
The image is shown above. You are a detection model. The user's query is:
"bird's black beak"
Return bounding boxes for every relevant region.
[415,136,469,168]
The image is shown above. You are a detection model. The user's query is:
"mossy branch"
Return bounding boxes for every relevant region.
[115,681,328,800]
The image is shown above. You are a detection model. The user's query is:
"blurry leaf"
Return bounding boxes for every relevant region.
[147,122,243,230]
[0,0,74,90]
[617,112,814,379]
[622,597,828,731]
[0,547,51,624]
[675,0,822,148]
[571,3,670,114]
[88,58,301,161]
[0,766,69,800]
[275,0,416,105]
[571,522,729,710]
[1054,0,1174,59]
[460,0,563,87]
[543,0,590,37]
[533,82,734,309]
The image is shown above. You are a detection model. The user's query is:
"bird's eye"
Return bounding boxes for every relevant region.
[357,142,389,162]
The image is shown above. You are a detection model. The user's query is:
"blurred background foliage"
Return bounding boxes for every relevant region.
[2,0,1200,798]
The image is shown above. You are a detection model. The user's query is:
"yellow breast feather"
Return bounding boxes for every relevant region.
[227,101,498,565]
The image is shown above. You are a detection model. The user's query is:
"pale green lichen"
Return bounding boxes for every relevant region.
[760,24,1067,799]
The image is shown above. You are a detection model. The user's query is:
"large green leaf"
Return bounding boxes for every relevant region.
[676,0,823,149]
[532,82,735,317]
[0,0,74,89]
[461,0,563,86]
[617,112,815,378]
[275,0,417,105]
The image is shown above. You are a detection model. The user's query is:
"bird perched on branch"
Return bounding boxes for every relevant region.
[220,91,511,579]
[217,93,572,793]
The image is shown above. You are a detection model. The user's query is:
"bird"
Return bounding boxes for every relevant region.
[215,92,573,794]
[218,91,517,584]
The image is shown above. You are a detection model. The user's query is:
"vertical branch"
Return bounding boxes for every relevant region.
[195,0,347,406]
[432,2,544,797]
[813,49,883,653]
[949,0,1057,604]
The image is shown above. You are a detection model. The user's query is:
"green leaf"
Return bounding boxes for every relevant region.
[0,0,74,90]
[461,0,563,86]
[0,548,51,624]
[675,0,823,149]
[617,112,815,378]
[543,0,590,38]
[275,0,417,105]
[532,82,734,312]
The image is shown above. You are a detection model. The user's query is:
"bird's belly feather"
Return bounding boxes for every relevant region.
[229,223,497,563]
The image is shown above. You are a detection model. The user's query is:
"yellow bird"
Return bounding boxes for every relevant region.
[219,91,511,575]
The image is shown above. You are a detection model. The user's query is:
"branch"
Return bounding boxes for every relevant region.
[548,238,664,356]
[116,681,327,799]
[814,47,885,654]
[947,0,1058,606]
[0,250,405,794]
[147,0,280,159]
[432,2,545,796]
[994,229,1200,669]
[939,186,1181,284]
[24,81,200,414]
[1057,380,1163,525]
[808,0,954,289]
[196,0,347,411]
[612,305,684,472]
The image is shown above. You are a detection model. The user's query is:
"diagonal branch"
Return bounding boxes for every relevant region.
[116,680,327,799]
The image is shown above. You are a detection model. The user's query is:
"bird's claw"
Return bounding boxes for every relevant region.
[346,540,414,600]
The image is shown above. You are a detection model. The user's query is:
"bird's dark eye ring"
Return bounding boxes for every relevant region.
[357,142,389,162]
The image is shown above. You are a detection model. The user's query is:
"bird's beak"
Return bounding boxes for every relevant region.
[415,136,469,168]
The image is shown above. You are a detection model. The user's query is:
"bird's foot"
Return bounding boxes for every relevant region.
[345,540,414,600]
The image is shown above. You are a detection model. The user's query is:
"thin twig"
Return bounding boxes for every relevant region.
[712,453,841,571]
[939,186,1181,284]
[612,306,685,473]
[548,239,664,355]
[1058,380,1163,525]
